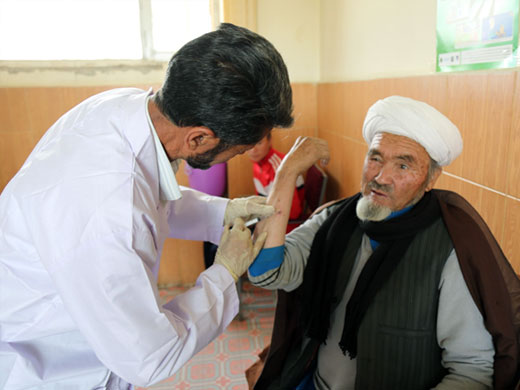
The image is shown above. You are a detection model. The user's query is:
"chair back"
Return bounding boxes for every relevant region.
[288,164,328,229]
[304,164,328,215]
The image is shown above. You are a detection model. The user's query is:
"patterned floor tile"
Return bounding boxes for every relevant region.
[137,280,276,390]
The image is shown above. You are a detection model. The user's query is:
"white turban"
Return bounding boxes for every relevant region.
[362,96,463,166]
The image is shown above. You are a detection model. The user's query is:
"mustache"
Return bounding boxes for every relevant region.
[368,180,393,194]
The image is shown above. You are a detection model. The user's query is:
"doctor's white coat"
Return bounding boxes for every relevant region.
[0,88,238,388]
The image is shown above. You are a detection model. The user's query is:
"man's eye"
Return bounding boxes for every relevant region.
[400,164,408,170]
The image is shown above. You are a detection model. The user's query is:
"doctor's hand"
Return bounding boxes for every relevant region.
[214,218,268,282]
[224,196,275,226]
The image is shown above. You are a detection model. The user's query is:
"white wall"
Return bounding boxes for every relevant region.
[257,0,321,83]
[320,0,438,82]
[1,0,439,86]
[256,0,438,83]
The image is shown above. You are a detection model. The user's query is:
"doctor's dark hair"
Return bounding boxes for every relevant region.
[154,23,294,147]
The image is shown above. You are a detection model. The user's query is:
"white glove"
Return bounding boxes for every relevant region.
[214,217,268,282]
[223,196,275,226]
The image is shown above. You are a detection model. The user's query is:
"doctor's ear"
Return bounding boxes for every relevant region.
[186,127,218,151]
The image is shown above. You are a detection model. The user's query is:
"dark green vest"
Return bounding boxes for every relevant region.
[354,217,453,389]
[271,217,454,390]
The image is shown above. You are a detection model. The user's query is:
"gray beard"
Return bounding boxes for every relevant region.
[356,195,392,222]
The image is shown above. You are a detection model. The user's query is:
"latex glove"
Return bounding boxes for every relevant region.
[215,217,268,282]
[223,196,275,226]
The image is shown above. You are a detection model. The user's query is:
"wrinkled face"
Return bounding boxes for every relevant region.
[246,136,272,163]
[360,132,435,212]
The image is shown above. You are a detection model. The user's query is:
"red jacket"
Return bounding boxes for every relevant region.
[252,148,304,228]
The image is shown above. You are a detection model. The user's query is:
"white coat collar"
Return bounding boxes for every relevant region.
[145,94,182,201]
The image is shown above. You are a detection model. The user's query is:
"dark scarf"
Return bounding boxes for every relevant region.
[299,191,441,358]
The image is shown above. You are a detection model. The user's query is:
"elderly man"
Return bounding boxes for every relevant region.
[246,96,520,389]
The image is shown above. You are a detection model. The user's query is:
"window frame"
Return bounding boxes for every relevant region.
[0,0,222,76]
[140,0,223,62]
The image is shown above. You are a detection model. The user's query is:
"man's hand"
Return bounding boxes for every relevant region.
[224,196,275,226]
[214,218,268,282]
[278,136,330,179]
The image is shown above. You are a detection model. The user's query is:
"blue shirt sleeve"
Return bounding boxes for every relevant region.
[249,245,285,277]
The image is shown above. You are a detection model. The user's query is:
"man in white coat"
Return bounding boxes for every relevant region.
[0,23,294,389]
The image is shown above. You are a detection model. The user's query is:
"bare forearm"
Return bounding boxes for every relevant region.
[253,136,330,249]
[254,168,298,248]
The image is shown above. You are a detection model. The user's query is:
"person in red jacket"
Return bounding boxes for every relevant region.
[247,133,304,232]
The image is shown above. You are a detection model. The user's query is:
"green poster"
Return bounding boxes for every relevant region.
[437,0,519,72]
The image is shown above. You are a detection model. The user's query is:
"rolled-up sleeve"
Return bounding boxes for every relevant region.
[248,207,332,291]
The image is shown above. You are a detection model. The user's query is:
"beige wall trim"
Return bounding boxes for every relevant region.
[0,60,167,87]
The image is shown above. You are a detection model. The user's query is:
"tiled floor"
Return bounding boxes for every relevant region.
[137,280,276,390]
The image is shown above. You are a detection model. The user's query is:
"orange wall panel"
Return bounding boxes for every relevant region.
[508,72,520,199]
[317,83,349,138]
[503,197,520,273]
[383,75,449,113]
[436,174,506,243]
[227,154,255,198]
[291,83,318,130]
[2,73,519,281]
[446,73,515,191]
[318,129,366,200]
[158,239,204,286]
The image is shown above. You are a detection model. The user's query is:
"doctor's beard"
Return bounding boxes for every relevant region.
[186,142,229,170]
